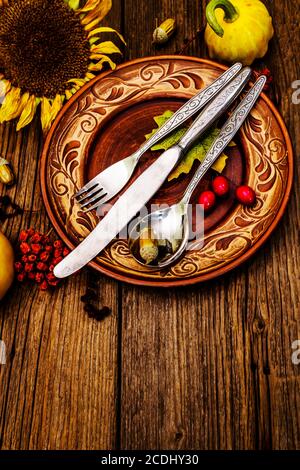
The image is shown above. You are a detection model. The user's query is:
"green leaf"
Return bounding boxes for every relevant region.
[145,110,235,181]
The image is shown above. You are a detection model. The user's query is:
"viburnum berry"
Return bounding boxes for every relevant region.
[54,240,63,249]
[14,262,23,272]
[212,176,230,197]
[31,243,42,254]
[36,262,48,272]
[17,273,26,282]
[40,251,50,262]
[15,228,68,291]
[20,242,31,254]
[25,263,34,273]
[235,185,256,206]
[54,249,62,259]
[31,233,42,243]
[198,191,216,213]
[19,230,28,242]
[35,272,44,284]
[39,281,49,291]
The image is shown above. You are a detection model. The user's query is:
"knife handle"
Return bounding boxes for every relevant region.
[177,67,252,153]
[135,62,242,159]
[182,76,267,204]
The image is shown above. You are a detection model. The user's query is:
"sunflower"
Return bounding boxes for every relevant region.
[0,0,125,133]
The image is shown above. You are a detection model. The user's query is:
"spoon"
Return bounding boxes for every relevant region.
[129,76,266,269]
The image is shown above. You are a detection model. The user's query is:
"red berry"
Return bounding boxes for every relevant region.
[212,176,230,197]
[54,240,63,249]
[198,191,216,213]
[35,272,44,283]
[25,263,34,273]
[22,255,28,263]
[54,248,62,258]
[31,243,42,254]
[49,264,55,272]
[20,242,31,254]
[36,261,48,272]
[45,245,53,253]
[14,262,23,273]
[40,251,50,262]
[28,272,36,280]
[31,233,42,243]
[17,273,26,282]
[27,228,35,237]
[54,256,63,265]
[48,279,59,287]
[19,230,28,242]
[28,254,37,262]
[42,235,50,244]
[39,281,49,291]
[63,248,70,257]
[235,185,256,206]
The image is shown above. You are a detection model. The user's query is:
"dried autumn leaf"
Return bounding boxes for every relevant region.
[145,110,236,181]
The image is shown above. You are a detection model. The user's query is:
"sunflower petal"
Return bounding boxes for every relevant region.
[0,87,21,122]
[51,94,63,120]
[16,96,40,131]
[91,41,122,55]
[41,97,53,134]
[67,78,86,87]
[88,27,126,44]
[89,54,116,71]
[81,1,112,28]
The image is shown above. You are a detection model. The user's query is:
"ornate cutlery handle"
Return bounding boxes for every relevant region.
[178,67,252,153]
[135,62,242,158]
[182,76,267,204]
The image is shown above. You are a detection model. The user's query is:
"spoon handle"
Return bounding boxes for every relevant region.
[182,76,267,204]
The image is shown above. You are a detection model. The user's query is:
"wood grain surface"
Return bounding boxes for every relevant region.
[0,0,299,450]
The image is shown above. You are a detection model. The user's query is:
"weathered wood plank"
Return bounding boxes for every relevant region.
[120,0,300,450]
[0,1,123,450]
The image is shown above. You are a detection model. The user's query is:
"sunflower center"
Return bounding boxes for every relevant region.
[0,0,91,97]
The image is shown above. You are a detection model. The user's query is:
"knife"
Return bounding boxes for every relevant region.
[54,67,251,278]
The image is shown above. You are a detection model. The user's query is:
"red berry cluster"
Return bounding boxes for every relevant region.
[14,229,69,291]
[198,176,256,213]
[252,67,273,92]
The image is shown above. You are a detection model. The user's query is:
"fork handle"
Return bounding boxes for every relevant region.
[182,76,267,204]
[134,62,243,160]
[178,67,252,153]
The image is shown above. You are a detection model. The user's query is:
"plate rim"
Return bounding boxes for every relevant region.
[40,55,294,287]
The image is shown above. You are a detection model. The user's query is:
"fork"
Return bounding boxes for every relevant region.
[75,62,243,212]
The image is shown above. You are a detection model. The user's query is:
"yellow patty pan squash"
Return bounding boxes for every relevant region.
[0,230,14,301]
[205,0,274,65]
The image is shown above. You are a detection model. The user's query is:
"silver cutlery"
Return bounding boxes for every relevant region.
[54,67,251,278]
[128,76,267,268]
[74,62,243,213]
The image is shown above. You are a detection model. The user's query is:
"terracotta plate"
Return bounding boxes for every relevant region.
[41,56,293,287]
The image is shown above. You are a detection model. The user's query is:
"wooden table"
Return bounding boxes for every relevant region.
[0,0,299,450]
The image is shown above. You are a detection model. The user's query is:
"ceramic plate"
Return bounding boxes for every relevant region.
[41,56,293,287]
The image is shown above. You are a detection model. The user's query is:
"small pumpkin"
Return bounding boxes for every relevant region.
[205,0,274,65]
[0,230,14,300]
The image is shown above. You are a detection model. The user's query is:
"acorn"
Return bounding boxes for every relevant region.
[0,157,14,185]
[139,228,159,265]
[153,18,176,45]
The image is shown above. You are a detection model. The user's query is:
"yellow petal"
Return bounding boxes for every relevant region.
[67,78,86,87]
[91,41,122,55]
[16,96,40,131]
[80,0,111,22]
[65,90,73,100]
[89,55,116,71]
[41,97,53,134]
[0,87,21,122]
[85,72,95,82]
[67,0,80,10]
[88,27,126,44]
[51,94,63,120]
